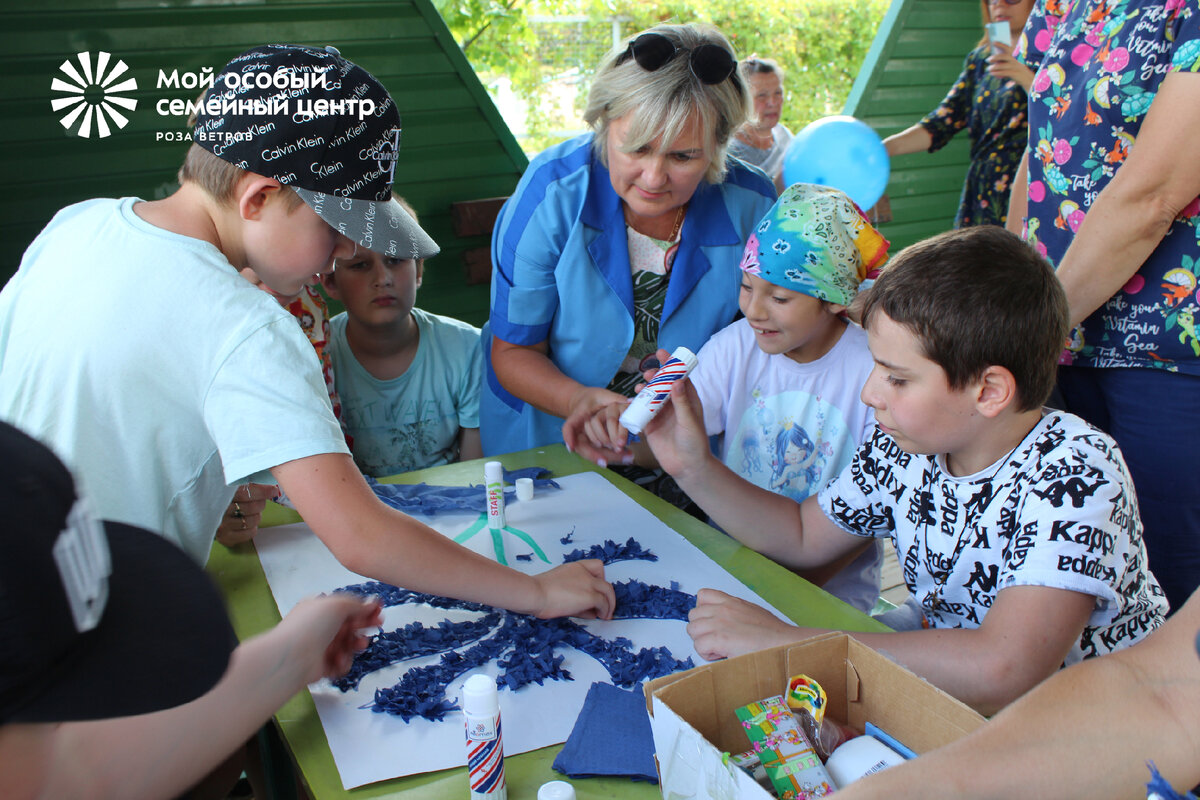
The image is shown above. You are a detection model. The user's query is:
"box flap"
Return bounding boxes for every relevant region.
[841,638,985,752]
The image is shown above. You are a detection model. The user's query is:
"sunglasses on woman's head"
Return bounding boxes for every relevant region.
[989,0,1025,5]
[616,33,737,86]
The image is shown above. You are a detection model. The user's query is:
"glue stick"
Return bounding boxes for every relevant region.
[464,674,507,800]
[484,461,505,530]
[618,346,698,436]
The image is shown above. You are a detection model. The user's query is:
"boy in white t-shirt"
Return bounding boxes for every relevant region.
[0,44,613,622]
[322,197,483,476]
[569,184,890,611]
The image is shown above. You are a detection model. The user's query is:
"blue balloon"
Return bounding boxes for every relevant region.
[781,116,890,210]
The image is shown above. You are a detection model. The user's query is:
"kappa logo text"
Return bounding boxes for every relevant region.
[51,51,138,138]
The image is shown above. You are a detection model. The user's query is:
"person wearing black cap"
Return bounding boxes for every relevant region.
[0,44,614,622]
[0,420,382,800]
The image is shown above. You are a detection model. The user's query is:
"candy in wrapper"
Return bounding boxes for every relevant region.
[787,674,845,761]
[735,695,836,799]
[786,675,827,725]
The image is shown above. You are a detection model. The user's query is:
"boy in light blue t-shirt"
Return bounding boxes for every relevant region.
[322,198,483,476]
[0,45,613,621]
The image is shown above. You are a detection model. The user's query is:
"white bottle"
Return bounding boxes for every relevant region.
[463,674,506,799]
[618,346,698,436]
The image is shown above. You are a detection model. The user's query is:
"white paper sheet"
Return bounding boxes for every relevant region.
[254,471,787,789]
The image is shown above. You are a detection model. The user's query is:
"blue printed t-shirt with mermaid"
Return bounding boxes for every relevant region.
[689,319,876,503]
[1017,0,1200,373]
[689,317,881,613]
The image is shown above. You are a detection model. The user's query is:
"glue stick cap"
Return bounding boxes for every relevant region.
[538,780,576,800]
[484,461,503,484]
[463,673,499,715]
[515,477,534,502]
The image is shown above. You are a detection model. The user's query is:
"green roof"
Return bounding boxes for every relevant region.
[0,0,527,325]
[846,0,986,252]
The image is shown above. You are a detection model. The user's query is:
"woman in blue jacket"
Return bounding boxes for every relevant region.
[483,22,776,458]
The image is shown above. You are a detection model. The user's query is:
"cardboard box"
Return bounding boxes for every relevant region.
[644,633,986,799]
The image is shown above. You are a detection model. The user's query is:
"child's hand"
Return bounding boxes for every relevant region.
[686,588,808,661]
[642,376,713,481]
[528,559,615,620]
[275,593,384,685]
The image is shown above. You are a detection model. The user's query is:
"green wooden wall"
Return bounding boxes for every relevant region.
[0,0,526,326]
[845,0,986,252]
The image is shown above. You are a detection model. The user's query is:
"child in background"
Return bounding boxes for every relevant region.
[643,226,1167,715]
[0,45,613,622]
[322,197,483,475]
[243,269,343,425]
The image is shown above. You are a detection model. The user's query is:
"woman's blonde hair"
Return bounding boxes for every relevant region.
[584,23,750,184]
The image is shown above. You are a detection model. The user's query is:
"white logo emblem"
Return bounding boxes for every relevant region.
[50,51,138,139]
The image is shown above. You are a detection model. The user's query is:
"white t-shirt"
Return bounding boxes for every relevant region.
[692,319,876,499]
[0,198,349,563]
[818,411,1168,662]
[728,124,794,180]
[690,318,883,611]
[329,307,482,476]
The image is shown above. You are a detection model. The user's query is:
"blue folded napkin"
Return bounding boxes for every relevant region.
[365,467,560,515]
[552,682,658,783]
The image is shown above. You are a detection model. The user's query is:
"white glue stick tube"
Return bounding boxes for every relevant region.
[484,461,505,530]
[618,346,698,436]
[464,674,507,799]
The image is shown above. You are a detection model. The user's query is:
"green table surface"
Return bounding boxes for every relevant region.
[206,445,887,800]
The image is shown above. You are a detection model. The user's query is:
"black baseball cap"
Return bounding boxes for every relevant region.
[0,421,235,723]
[193,43,439,261]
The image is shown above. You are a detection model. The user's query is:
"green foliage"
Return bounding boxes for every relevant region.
[433,0,890,155]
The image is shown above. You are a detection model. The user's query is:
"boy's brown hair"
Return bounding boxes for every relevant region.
[857,226,1068,411]
[177,144,305,210]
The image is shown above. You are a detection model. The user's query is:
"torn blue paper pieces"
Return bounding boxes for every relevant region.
[366,466,560,515]
[563,536,658,565]
[332,578,696,722]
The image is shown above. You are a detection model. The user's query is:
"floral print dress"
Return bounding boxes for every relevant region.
[1018,0,1200,371]
[920,45,1030,227]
